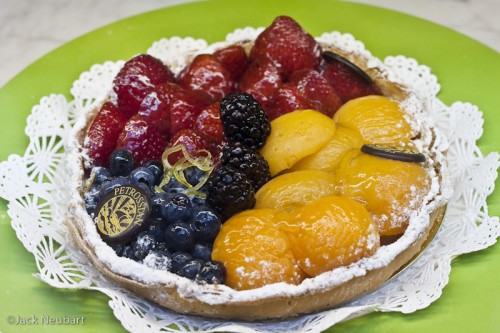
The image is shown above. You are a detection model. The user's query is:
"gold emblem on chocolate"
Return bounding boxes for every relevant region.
[95,185,151,244]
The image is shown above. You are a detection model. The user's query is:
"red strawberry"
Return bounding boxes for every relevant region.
[289,69,342,117]
[239,57,282,111]
[137,87,171,135]
[321,60,380,103]
[165,129,210,165]
[113,54,175,118]
[177,54,235,101]
[84,102,127,167]
[213,45,249,81]
[193,102,223,144]
[268,83,308,120]
[250,16,321,75]
[116,114,167,166]
[158,83,212,137]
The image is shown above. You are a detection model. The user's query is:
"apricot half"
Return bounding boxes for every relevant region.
[259,109,336,176]
[333,95,413,145]
[255,170,338,212]
[211,209,305,290]
[336,151,430,236]
[281,196,380,277]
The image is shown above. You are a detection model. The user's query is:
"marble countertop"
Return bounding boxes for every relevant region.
[0,0,498,88]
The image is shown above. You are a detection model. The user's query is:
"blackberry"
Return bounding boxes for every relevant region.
[219,93,270,149]
[206,166,255,221]
[221,143,271,190]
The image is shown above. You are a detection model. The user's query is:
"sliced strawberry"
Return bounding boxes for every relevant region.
[137,87,171,135]
[165,129,211,165]
[268,84,308,120]
[289,69,342,117]
[250,16,321,75]
[84,102,127,167]
[193,102,224,144]
[177,54,235,101]
[113,54,175,118]
[116,114,168,166]
[321,60,381,103]
[158,83,212,137]
[239,57,282,111]
[213,45,249,81]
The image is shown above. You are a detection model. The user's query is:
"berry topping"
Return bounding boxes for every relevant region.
[239,57,282,111]
[178,54,235,101]
[109,149,134,176]
[170,252,193,274]
[165,129,210,165]
[91,167,112,186]
[137,87,171,134]
[113,54,175,118]
[142,160,163,184]
[193,102,224,144]
[183,166,206,187]
[162,193,192,222]
[116,115,167,166]
[268,83,308,120]
[84,102,127,167]
[130,166,156,188]
[196,260,226,284]
[206,166,256,221]
[250,16,321,75]
[177,259,204,280]
[132,231,157,260]
[219,93,271,150]
[221,143,271,191]
[191,243,213,261]
[213,45,249,81]
[165,222,195,252]
[190,209,222,242]
[143,249,172,270]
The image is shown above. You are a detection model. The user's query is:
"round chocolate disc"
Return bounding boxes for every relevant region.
[321,50,373,84]
[94,184,151,245]
[361,144,426,163]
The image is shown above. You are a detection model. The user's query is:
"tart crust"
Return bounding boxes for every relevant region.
[66,40,448,320]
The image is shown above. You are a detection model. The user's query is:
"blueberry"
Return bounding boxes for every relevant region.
[161,193,192,222]
[143,249,171,271]
[84,186,100,215]
[191,243,212,261]
[183,166,205,186]
[177,259,204,280]
[161,177,188,194]
[132,231,156,260]
[92,167,112,186]
[151,192,171,218]
[145,218,167,242]
[190,209,221,242]
[109,149,134,176]
[196,260,226,284]
[121,244,137,261]
[130,167,156,188]
[111,244,124,256]
[99,176,130,198]
[189,195,206,209]
[135,181,152,197]
[143,160,163,185]
[170,252,193,273]
[165,222,194,252]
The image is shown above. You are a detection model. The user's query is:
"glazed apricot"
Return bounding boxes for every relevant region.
[281,196,379,277]
[211,209,305,290]
[290,126,363,173]
[255,170,338,212]
[335,151,430,236]
[333,95,413,145]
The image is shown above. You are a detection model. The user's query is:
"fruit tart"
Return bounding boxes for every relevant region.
[67,16,450,320]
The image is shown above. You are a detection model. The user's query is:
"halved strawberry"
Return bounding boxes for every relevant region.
[250,16,321,75]
[268,83,308,120]
[214,45,249,81]
[116,114,168,166]
[165,129,211,165]
[321,60,380,103]
[137,86,171,135]
[113,54,175,118]
[193,102,224,144]
[289,69,342,117]
[177,54,235,101]
[84,102,127,167]
[239,57,282,111]
[158,83,212,137]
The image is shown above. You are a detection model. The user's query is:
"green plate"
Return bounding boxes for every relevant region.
[0,0,499,332]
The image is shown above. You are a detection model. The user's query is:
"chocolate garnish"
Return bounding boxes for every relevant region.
[361,144,426,163]
[321,50,373,84]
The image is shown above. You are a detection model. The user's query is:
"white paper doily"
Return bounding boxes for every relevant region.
[0,28,499,333]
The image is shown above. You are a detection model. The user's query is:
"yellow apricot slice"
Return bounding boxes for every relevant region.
[259,109,336,176]
[255,170,338,212]
[281,196,379,277]
[212,209,305,290]
[336,151,430,236]
[333,95,413,145]
[290,126,363,173]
